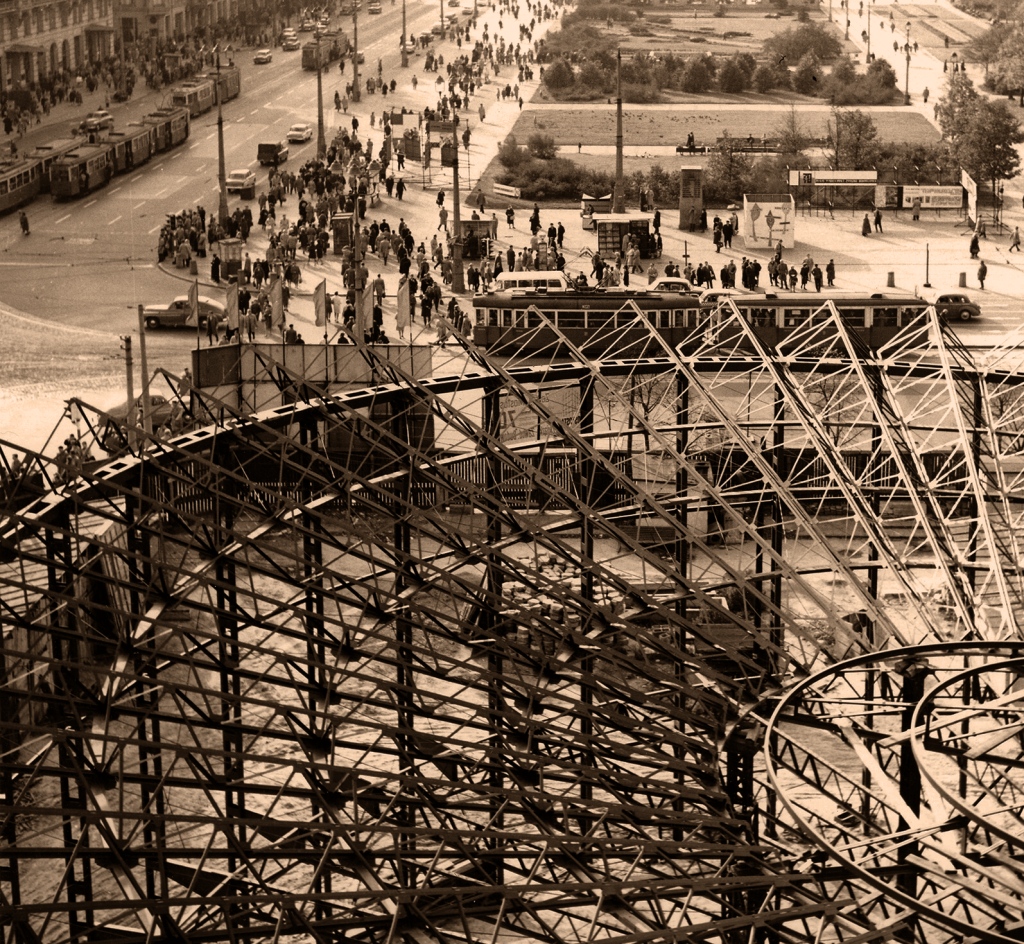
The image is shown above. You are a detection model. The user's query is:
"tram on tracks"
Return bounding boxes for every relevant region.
[472,288,930,355]
[0,63,241,216]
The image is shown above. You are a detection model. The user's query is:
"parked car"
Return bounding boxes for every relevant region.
[282,36,301,50]
[932,292,983,321]
[431,21,446,34]
[142,295,226,330]
[225,168,257,194]
[368,0,381,11]
[286,123,314,143]
[253,48,273,64]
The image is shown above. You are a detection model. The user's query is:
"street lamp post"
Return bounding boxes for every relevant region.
[215,46,229,227]
[450,113,465,293]
[315,32,326,161]
[401,0,408,67]
[351,7,361,102]
[903,22,911,105]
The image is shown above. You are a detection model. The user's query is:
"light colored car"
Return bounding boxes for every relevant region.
[647,276,694,294]
[75,109,114,135]
[225,168,257,193]
[932,292,982,321]
[287,123,314,143]
[282,36,301,50]
[142,296,226,330]
[253,48,273,64]
[368,0,381,11]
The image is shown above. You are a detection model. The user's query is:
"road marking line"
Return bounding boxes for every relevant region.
[56,213,71,223]
[250,108,259,115]
[84,199,97,207]
[134,201,146,209]
[154,188,167,197]
[110,186,121,193]
[205,131,216,139]
[148,224,162,234]
[152,163,163,170]
[108,215,122,224]
[191,142,201,148]
[132,174,144,181]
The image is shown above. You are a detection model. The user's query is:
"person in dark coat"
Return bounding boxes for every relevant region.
[862,214,871,237]
[211,254,221,282]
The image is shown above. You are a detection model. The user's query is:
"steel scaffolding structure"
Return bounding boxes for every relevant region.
[4,303,1024,944]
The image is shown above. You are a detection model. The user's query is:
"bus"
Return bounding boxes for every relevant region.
[170,79,216,117]
[0,158,42,213]
[472,288,930,355]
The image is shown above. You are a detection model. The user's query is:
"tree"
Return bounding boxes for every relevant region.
[866,57,897,89]
[967,21,1014,76]
[792,55,821,95]
[717,58,748,93]
[774,105,807,159]
[764,22,843,62]
[934,70,980,152]
[990,27,1024,103]
[526,133,557,159]
[705,137,753,202]
[543,58,575,90]
[752,63,778,92]
[681,58,713,93]
[957,99,1023,200]
[825,107,879,169]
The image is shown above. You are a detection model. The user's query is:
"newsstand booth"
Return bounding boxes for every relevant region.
[580,192,612,231]
[457,217,498,259]
[594,215,657,259]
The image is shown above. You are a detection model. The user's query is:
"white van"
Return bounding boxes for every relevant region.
[490,271,571,292]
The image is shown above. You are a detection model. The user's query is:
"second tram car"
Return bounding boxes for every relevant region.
[28,138,82,193]
[170,79,216,117]
[472,289,931,354]
[50,144,113,198]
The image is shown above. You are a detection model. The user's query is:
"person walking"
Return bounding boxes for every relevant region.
[18,210,29,235]
[826,259,835,287]
[1010,226,1021,252]
[862,213,871,236]
[978,259,987,289]
[970,233,980,259]
[873,208,883,233]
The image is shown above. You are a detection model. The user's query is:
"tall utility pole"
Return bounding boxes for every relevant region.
[351,7,361,102]
[215,46,229,226]
[903,22,912,105]
[315,32,326,160]
[613,48,624,214]
[450,115,465,293]
[401,0,408,66]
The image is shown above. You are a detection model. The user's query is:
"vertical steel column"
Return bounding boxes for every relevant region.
[673,371,689,843]
[392,392,416,888]
[214,462,244,908]
[483,382,504,884]
[45,516,94,944]
[895,656,928,926]
[0,616,24,941]
[861,421,881,826]
[578,376,596,806]
[300,418,331,920]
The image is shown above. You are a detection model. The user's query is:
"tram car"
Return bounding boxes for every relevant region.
[170,78,216,117]
[473,288,704,356]
[28,138,82,193]
[0,158,43,213]
[136,107,190,152]
[104,125,155,173]
[473,289,931,355]
[50,144,113,198]
[201,64,241,104]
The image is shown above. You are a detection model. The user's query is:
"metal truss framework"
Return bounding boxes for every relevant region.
[4,304,1024,944]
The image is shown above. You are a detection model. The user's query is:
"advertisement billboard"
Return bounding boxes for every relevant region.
[741,194,796,249]
[900,185,964,209]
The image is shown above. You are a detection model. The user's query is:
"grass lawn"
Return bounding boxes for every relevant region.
[515,105,942,148]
